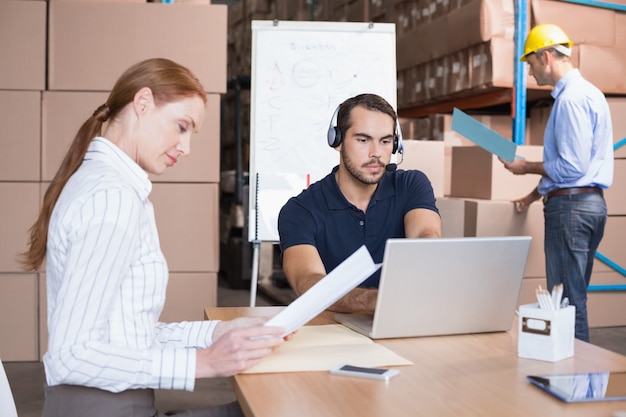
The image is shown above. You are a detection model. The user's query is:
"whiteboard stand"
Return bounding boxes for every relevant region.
[249,172,261,307]
[250,240,261,307]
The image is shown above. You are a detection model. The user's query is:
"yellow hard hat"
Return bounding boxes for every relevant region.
[520,23,573,62]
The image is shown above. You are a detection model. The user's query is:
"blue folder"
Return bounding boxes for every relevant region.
[451,108,517,162]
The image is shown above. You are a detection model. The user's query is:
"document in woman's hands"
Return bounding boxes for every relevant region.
[264,245,380,337]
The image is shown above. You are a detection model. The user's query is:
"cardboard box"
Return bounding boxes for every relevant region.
[436,196,467,238]
[402,65,427,107]
[399,116,431,141]
[151,183,219,273]
[437,196,545,278]
[526,104,551,146]
[447,0,515,54]
[447,49,471,95]
[444,146,453,195]
[42,91,109,181]
[595,215,626,273]
[42,91,221,183]
[400,140,445,198]
[577,45,626,94]
[588,271,626,327]
[617,11,626,47]
[390,1,411,36]
[425,58,449,100]
[608,97,626,158]
[396,16,449,70]
[0,183,40,272]
[469,36,514,89]
[0,274,39,361]
[48,2,227,93]
[604,160,626,215]
[160,272,217,322]
[449,145,544,200]
[0,1,46,90]
[517,276,546,307]
[0,91,41,181]
[531,0,615,47]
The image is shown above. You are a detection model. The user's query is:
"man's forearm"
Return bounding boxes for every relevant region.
[328,287,377,314]
[524,161,547,176]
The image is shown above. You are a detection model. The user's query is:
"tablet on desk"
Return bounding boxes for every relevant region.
[528,372,626,402]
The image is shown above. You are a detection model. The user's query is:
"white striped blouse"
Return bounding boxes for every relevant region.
[44,137,218,393]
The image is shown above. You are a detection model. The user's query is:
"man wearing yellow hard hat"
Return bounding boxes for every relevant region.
[500,23,614,342]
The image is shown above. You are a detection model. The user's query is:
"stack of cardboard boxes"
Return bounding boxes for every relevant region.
[0,0,227,361]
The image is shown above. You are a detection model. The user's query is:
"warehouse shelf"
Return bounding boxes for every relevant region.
[398,87,552,119]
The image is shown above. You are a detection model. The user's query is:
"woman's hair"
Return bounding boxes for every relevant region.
[337,93,397,137]
[21,58,207,271]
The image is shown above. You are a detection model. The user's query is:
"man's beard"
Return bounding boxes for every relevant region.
[342,151,384,185]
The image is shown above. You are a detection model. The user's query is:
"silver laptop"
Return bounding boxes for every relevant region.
[335,236,532,339]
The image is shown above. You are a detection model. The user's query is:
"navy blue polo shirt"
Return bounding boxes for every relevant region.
[278,166,439,288]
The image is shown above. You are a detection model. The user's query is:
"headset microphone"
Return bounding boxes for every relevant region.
[385,163,397,172]
[385,141,404,173]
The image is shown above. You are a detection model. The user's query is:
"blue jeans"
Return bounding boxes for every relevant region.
[544,192,607,342]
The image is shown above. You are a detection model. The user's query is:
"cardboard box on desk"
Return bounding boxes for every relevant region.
[449,145,543,200]
[518,303,575,362]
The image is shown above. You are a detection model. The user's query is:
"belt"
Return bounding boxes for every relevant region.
[546,186,603,198]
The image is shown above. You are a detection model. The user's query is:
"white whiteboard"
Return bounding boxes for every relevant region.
[249,20,397,242]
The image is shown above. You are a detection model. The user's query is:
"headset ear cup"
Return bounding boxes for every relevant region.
[393,119,404,154]
[327,105,342,147]
[327,126,342,147]
[327,126,335,147]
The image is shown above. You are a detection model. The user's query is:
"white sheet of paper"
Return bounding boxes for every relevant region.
[265,245,381,337]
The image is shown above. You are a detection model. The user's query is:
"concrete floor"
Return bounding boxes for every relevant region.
[4,278,626,417]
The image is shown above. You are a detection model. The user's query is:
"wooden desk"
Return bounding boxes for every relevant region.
[205,307,626,417]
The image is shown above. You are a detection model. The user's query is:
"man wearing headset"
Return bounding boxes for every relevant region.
[500,24,613,342]
[278,93,442,313]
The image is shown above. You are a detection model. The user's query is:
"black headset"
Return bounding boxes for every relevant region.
[326,104,404,155]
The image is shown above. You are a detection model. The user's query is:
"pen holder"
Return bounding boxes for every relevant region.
[517,303,575,362]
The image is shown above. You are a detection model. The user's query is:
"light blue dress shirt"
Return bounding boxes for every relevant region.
[539,69,614,195]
